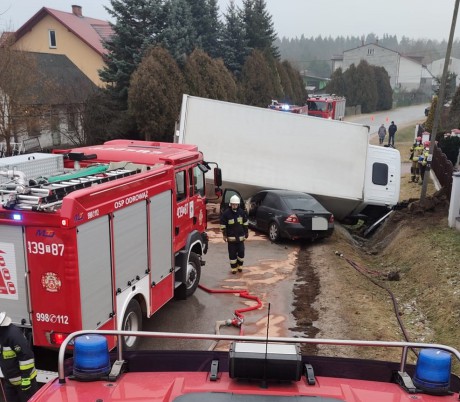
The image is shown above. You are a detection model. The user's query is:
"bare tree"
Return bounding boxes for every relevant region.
[0,37,40,155]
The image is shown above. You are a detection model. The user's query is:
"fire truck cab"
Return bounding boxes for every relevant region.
[0,140,221,354]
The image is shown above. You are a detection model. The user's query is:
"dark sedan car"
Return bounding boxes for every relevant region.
[246,190,334,242]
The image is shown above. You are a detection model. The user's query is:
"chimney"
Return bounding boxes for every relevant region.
[72,5,83,17]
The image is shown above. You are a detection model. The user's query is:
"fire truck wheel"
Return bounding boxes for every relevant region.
[185,252,201,297]
[122,299,143,350]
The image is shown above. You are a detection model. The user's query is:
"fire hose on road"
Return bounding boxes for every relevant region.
[198,284,262,350]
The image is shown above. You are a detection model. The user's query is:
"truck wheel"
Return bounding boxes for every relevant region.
[121,299,142,351]
[185,252,201,298]
[268,222,280,242]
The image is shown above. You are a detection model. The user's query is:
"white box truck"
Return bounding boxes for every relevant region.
[176,95,400,223]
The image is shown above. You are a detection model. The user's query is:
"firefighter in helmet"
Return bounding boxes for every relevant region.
[419,140,430,183]
[409,136,424,183]
[220,195,249,274]
[0,312,37,402]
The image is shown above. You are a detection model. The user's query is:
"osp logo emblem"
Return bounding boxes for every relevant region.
[74,212,84,222]
[36,229,55,238]
[41,272,62,293]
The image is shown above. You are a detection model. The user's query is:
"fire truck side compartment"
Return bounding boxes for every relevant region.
[113,201,149,293]
[149,191,173,286]
[77,216,113,329]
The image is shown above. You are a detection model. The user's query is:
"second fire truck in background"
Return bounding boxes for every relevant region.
[306,95,346,120]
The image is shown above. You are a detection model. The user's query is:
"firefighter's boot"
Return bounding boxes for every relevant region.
[231,268,237,274]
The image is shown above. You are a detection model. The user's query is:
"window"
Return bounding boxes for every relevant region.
[372,163,389,186]
[193,166,205,196]
[175,171,187,202]
[263,193,280,209]
[367,48,374,56]
[49,30,57,48]
[66,105,78,132]
[188,169,194,196]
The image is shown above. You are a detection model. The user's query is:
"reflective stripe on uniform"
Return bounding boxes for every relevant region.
[2,347,16,359]
[8,376,21,385]
[19,359,36,371]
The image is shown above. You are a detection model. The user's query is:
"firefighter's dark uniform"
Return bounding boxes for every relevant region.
[0,322,38,402]
[220,207,249,273]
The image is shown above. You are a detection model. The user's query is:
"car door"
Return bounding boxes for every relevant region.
[257,192,282,231]
[247,191,267,229]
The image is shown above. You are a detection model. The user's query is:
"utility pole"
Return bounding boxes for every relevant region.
[420,0,460,203]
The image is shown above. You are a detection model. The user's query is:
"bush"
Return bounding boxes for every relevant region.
[439,134,460,166]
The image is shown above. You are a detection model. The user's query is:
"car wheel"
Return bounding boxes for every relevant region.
[122,299,142,351]
[185,252,201,298]
[268,221,280,242]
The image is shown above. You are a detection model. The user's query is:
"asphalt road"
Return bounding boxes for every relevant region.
[139,208,301,351]
[345,103,428,135]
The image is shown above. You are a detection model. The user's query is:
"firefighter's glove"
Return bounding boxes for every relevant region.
[223,236,227,242]
[21,379,31,392]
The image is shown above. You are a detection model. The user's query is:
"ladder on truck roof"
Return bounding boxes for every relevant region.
[0,167,139,211]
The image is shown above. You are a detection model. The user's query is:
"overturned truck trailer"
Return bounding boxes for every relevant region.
[176,95,400,223]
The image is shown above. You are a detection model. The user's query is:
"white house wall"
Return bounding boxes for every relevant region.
[429,58,460,86]
[343,45,400,88]
[341,44,423,91]
[398,57,423,91]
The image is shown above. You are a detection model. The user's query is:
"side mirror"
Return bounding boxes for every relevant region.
[214,168,222,187]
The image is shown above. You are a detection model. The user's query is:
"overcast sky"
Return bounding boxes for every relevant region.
[1,0,459,42]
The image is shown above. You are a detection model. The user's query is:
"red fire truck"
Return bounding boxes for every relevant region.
[306,95,346,120]
[0,140,221,358]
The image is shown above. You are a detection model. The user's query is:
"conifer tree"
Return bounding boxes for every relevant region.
[183,49,237,101]
[128,46,186,142]
[159,0,197,65]
[343,64,359,107]
[242,0,279,60]
[214,58,238,102]
[447,85,460,129]
[239,49,281,107]
[425,96,438,134]
[326,68,346,96]
[221,0,249,77]
[282,60,307,105]
[355,60,377,113]
[374,66,393,111]
[100,0,165,102]
[186,0,222,58]
[277,61,294,103]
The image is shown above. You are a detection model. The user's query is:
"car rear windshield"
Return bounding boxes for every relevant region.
[283,196,322,211]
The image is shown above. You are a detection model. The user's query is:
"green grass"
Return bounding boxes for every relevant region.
[396,125,418,160]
